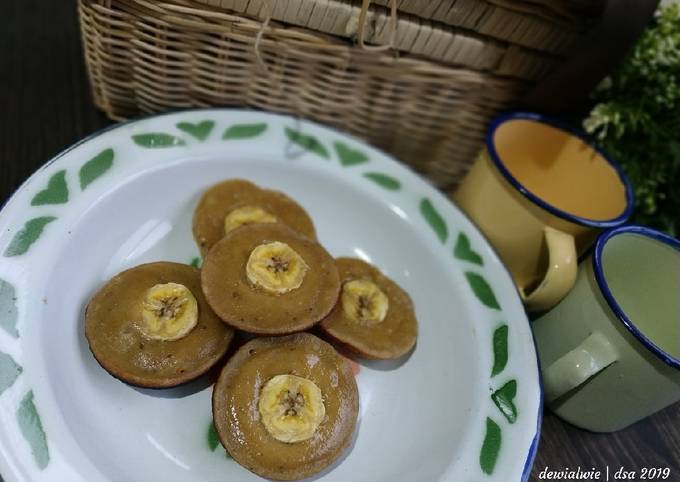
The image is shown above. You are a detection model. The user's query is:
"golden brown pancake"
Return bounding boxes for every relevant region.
[84,262,234,388]
[192,179,316,256]
[201,223,340,335]
[319,257,418,359]
[212,333,359,480]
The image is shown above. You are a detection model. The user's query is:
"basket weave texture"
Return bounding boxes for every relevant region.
[200,0,593,59]
[79,0,598,189]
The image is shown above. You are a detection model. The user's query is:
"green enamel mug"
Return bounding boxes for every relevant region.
[532,225,680,432]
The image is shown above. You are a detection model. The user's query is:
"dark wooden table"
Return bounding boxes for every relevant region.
[2,2,679,481]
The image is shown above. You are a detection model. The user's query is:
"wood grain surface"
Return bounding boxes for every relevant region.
[1,2,679,482]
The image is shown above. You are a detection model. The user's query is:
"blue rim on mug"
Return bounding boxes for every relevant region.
[592,225,680,370]
[485,112,635,229]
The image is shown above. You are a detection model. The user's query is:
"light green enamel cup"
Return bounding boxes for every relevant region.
[532,225,680,432]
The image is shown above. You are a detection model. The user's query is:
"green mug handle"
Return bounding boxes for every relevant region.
[522,226,578,312]
[543,331,619,401]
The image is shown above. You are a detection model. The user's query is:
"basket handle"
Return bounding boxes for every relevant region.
[356,0,398,51]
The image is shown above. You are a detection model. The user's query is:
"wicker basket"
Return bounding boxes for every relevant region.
[78,0,601,189]
[200,0,594,57]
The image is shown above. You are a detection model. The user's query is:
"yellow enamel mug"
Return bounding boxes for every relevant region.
[454,112,634,312]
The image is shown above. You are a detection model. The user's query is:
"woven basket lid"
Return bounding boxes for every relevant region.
[371,0,603,25]
[194,0,599,80]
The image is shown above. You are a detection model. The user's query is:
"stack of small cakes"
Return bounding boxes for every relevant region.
[84,178,418,481]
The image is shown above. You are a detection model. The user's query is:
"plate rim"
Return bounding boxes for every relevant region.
[0,108,542,482]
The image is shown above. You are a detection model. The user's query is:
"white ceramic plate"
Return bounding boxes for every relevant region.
[0,110,541,482]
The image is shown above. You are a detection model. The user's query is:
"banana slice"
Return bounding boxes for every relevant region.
[341,279,389,324]
[258,374,326,443]
[224,205,278,234]
[246,241,309,294]
[139,282,198,341]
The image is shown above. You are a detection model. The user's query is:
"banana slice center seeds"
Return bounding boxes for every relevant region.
[246,241,309,294]
[341,279,389,324]
[258,374,326,443]
[281,390,305,416]
[139,282,199,341]
[224,205,277,234]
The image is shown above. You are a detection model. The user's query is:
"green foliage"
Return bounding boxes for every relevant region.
[583,5,680,235]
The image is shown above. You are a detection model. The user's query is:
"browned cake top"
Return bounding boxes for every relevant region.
[212,333,359,480]
[192,178,316,256]
[85,262,234,388]
[319,257,418,359]
[201,223,340,335]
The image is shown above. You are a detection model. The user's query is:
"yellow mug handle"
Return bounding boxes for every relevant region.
[522,226,578,312]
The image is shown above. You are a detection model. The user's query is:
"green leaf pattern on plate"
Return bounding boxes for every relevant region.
[177,121,214,141]
[454,232,483,266]
[491,325,509,377]
[17,391,49,470]
[420,198,448,243]
[0,352,22,395]
[207,422,220,451]
[132,133,185,148]
[284,127,329,159]
[223,123,267,140]
[480,417,502,475]
[363,172,401,191]
[334,141,369,166]
[31,171,68,206]
[464,272,501,310]
[207,422,231,459]
[190,257,202,268]
[4,217,57,257]
[491,380,518,424]
[80,148,114,190]
[0,278,19,338]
